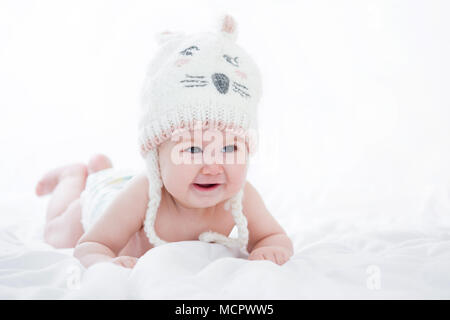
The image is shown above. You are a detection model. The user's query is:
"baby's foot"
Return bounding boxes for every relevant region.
[35,163,87,197]
[87,153,113,175]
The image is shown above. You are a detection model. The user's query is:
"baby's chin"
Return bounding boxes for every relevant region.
[186,183,228,208]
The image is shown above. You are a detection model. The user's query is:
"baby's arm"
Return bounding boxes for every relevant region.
[243,182,293,265]
[73,173,149,268]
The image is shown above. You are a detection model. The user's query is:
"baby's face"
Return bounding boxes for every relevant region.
[158,128,248,208]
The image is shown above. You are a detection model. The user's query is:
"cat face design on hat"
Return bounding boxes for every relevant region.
[146,15,262,114]
[175,38,252,99]
[139,14,261,156]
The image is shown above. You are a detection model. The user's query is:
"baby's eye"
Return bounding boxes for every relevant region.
[180,46,199,56]
[222,145,237,153]
[223,54,239,67]
[184,146,202,153]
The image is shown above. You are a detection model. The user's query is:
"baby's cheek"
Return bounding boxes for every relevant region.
[225,165,247,190]
[175,58,190,67]
[162,171,189,197]
[166,163,198,187]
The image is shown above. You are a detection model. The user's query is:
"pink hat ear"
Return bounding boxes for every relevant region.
[219,14,238,42]
[154,30,185,46]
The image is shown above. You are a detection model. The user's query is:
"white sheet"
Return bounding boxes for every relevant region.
[1,192,449,299]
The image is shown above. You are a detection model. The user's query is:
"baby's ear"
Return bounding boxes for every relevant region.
[218,13,238,42]
[154,31,185,46]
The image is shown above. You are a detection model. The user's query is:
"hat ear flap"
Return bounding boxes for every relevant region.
[219,14,238,42]
[154,31,185,46]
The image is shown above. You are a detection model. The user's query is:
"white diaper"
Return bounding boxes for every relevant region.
[79,168,139,232]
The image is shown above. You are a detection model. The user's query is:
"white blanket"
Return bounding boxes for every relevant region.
[1,194,449,299]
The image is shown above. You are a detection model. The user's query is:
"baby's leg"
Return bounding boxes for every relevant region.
[36,154,112,248]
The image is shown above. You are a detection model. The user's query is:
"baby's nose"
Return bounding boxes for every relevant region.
[201,164,224,175]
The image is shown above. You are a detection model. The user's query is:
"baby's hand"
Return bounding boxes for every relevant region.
[112,256,138,268]
[248,246,291,266]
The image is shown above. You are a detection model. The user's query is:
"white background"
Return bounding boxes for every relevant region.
[1,0,449,232]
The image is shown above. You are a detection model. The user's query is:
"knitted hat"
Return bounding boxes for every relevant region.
[138,14,262,254]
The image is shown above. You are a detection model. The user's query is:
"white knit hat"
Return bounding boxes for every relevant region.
[138,14,262,254]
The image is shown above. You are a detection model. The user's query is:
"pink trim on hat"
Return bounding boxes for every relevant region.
[140,119,256,157]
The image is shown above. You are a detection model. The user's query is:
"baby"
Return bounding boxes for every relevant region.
[35,15,293,269]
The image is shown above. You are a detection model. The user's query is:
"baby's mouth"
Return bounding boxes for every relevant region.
[192,183,221,191]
